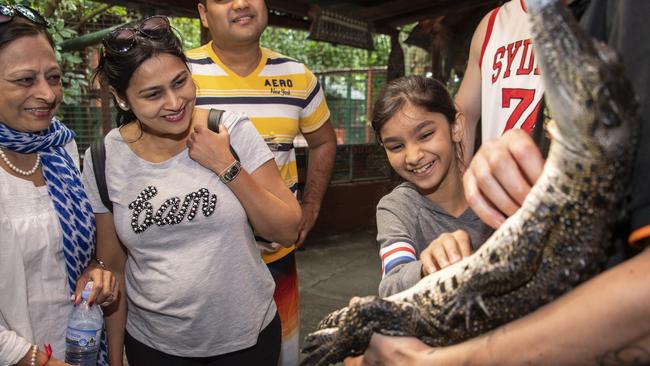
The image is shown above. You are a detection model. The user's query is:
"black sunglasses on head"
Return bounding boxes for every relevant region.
[0,4,48,27]
[102,15,171,54]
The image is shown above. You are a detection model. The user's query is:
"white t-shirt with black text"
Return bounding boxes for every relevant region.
[82,111,277,357]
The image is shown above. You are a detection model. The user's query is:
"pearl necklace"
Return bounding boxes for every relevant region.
[0,147,41,176]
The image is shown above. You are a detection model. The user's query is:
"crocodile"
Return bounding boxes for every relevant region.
[300,0,640,365]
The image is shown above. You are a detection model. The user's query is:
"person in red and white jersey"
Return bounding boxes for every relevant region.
[456,0,544,157]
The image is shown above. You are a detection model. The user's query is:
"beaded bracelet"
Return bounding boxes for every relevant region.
[93,257,107,270]
[29,344,37,366]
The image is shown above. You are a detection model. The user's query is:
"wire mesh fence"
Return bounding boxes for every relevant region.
[315,67,387,145]
[57,9,392,184]
[310,68,393,184]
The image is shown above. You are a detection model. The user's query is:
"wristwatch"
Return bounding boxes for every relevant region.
[219,160,242,184]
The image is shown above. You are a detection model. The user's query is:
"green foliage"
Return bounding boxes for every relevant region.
[260,26,391,71]
[48,17,88,105]
[170,17,202,51]
[165,21,395,72]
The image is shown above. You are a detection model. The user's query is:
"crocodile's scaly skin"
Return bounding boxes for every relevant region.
[301,1,640,365]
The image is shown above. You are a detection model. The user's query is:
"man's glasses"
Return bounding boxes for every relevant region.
[102,16,171,54]
[0,5,48,27]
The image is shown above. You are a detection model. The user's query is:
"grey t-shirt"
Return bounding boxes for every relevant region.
[82,112,277,357]
[377,182,494,297]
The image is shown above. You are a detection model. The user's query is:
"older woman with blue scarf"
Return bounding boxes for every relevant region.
[0,6,116,366]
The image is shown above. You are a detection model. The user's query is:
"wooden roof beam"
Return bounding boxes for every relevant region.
[267,0,398,37]
[359,0,448,21]
[268,12,398,38]
[381,0,499,26]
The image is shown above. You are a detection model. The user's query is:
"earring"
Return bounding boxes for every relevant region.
[118,101,129,111]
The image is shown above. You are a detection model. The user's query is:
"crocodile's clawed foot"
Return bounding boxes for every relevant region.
[301,298,379,366]
[443,290,490,331]
[428,314,451,336]
[302,296,431,365]
[301,328,349,366]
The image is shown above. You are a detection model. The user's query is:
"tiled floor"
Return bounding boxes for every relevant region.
[297,227,380,363]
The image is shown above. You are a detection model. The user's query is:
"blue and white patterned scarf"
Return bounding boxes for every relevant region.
[0,119,107,366]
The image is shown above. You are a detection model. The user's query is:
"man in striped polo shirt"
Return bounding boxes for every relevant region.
[190,1,337,364]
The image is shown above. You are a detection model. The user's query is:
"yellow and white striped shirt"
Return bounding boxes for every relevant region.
[187,42,330,262]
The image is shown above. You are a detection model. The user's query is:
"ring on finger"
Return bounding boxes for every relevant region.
[100,295,114,307]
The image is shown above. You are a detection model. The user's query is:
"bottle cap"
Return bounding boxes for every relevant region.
[81,281,94,300]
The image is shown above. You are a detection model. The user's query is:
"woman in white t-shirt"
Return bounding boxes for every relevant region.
[81,16,301,366]
[0,7,116,366]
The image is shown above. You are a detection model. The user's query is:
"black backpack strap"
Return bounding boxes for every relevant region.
[207,108,240,162]
[207,108,224,133]
[90,139,113,213]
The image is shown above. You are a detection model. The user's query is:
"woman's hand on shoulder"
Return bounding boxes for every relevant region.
[187,108,235,174]
[191,107,209,129]
[420,230,472,276]
[74,262,118,307]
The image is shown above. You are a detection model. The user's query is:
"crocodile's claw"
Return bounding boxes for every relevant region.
[302,296,436,365]
[443,289,491,331]
[301,327,351,366]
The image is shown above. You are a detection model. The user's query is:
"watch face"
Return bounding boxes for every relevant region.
[221,161,242,183]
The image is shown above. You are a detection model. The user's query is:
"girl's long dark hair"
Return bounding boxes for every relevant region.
[371,75,465,169]
[93,23,187,126]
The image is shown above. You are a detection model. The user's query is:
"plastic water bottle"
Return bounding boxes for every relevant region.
[65,282,103,366]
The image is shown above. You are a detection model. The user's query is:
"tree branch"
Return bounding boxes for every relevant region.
[73,4,114,31]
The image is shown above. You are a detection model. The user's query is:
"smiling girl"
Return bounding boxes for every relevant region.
[372,76,493,297]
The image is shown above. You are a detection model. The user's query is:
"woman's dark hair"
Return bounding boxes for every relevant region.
[0,18,54,51]
[371,75,465,169]
[93,22,187,126]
